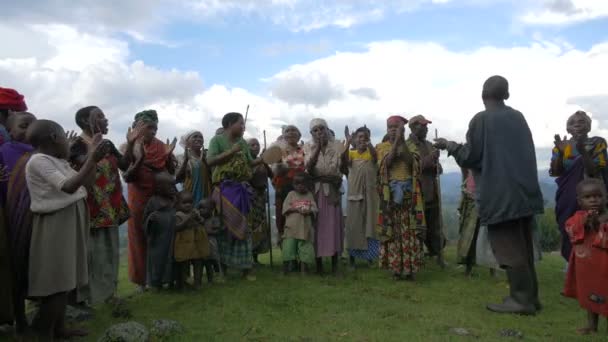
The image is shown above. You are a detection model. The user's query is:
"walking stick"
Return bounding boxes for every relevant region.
[244,105,250,124]
[263,130,274,268]
[435,129,445,256]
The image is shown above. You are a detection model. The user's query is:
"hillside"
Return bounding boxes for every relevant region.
[78,249,603,342]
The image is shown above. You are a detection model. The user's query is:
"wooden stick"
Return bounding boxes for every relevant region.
[263,130,274,268]
[245,105,250,124]
[434,128,445,253]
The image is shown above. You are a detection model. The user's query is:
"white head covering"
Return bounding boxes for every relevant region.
[179,130,201,148]
[309,118,328,130]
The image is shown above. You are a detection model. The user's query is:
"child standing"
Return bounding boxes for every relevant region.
[174,191,210,290]
[344,126,379,269]
[143,172,177,290]
[199,198,223,283]
[25,119,106,339]
[563,178,608,335]
[282,172,317,275]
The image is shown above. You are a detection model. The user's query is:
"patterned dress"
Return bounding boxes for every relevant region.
[272,144,306,236]
[376,141,426,275]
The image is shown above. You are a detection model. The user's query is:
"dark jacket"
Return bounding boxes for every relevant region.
[447,104,544,225]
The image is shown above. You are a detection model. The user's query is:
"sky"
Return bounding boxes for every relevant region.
[2,0,608,172]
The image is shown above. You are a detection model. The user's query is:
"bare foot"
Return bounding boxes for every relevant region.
[576,327,597,335]
[56,328,89,338]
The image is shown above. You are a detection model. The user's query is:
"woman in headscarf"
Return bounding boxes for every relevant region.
[376,115,426,281]
[70,106,130,304]
[247,138,272,264]
[304,118,345,275]
[122,110,177,289]
[0,111,35,332]
[207,112,261,280]
[176,130,212,205]
[0,87,27,328]
[551,110,608,262]
[271,125,306,242]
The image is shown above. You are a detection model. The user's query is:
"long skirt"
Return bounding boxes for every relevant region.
[29,200,89,297]
[349,239,380,261]
[218,232,253,270]
[457,195,479,264]
[249,188,270,255]
[127,184,152,286]
[315,190,344,258]
[380,208,424,275]
[84,227,119,304]
[0,210,14,324]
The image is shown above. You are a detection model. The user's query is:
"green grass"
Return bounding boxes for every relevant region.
[80,247,606,342]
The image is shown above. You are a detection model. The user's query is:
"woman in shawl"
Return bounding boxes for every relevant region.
[271,125,306,242]
[304,118,345,275]
[247,138,272,264]
[176,130,212,205]
[0,111,35,332]
[122,110,177,289]
[344,126,379,268]
[207,112,261,280]
[551,110,608,262]
[70,106,130,304]
[376,115,426,281]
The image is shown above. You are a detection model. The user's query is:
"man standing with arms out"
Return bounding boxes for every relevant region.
[407,115,446,268]
[434,75,544,315]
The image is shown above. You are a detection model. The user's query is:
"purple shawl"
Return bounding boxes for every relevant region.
[211,180,252,240]
[0,141,34,289]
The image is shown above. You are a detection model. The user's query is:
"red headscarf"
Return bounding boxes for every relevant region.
[387,115,408,125]
[0,87,27,112]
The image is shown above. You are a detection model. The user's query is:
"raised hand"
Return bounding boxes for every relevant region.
[553,134,567,152]
[66,130,79,145]
[433,138,448,150]
[127,122,145,144]
[166,137,178,155]
[90,133,107,162]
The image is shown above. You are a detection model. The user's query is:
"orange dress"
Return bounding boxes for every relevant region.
[563,211,608,317]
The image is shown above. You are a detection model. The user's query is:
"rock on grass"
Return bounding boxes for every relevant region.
[98,322,149,342]
[499,329,524,339]
[151,319,184,338]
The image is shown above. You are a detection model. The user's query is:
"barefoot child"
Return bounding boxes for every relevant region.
[143,172,177,290]
[25,119,106,339]
[282,172,317,275]
[174,191,210,290]
[563,178,608,335]
[199,198,223,283]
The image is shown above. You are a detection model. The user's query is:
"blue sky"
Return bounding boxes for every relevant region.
[2,0,608,171]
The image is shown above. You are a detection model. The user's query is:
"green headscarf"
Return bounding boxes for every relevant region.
[134,109,158,124]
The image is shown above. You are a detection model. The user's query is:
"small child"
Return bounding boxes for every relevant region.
[282,172,317,275]
[199,198,223,283]
[143,172,177,290]
[174,191,210,290]
[25,119,106,340]
[563,178,608,335]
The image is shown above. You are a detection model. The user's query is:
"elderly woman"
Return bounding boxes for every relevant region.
[207,112,262,280]
[304,118,345,275]
[247,138,272,264]
[176,130,212,205]
[122,110,177,289]
[376,116,426,281]
[271,125,306,240]
[551,110,608,262]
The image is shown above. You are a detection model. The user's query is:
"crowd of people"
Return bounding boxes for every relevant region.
[0,74,607,340]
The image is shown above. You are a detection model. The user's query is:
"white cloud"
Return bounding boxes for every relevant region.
[521,0,608,25]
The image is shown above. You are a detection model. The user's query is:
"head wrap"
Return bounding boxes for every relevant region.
[387,115,408,125]
[134,109,158,124]
[570,110,592,126]
[179,130,201,148]
[309,118,328,130]
[0,87,27,112]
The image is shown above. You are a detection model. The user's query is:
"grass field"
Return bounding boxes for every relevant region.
[73,247,607,341]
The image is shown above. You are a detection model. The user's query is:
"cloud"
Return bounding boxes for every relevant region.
[349,87,379,100]
[521,0,608,25]
[187,0,452,31]
[269,71,345,107]
[260,39,332,57]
